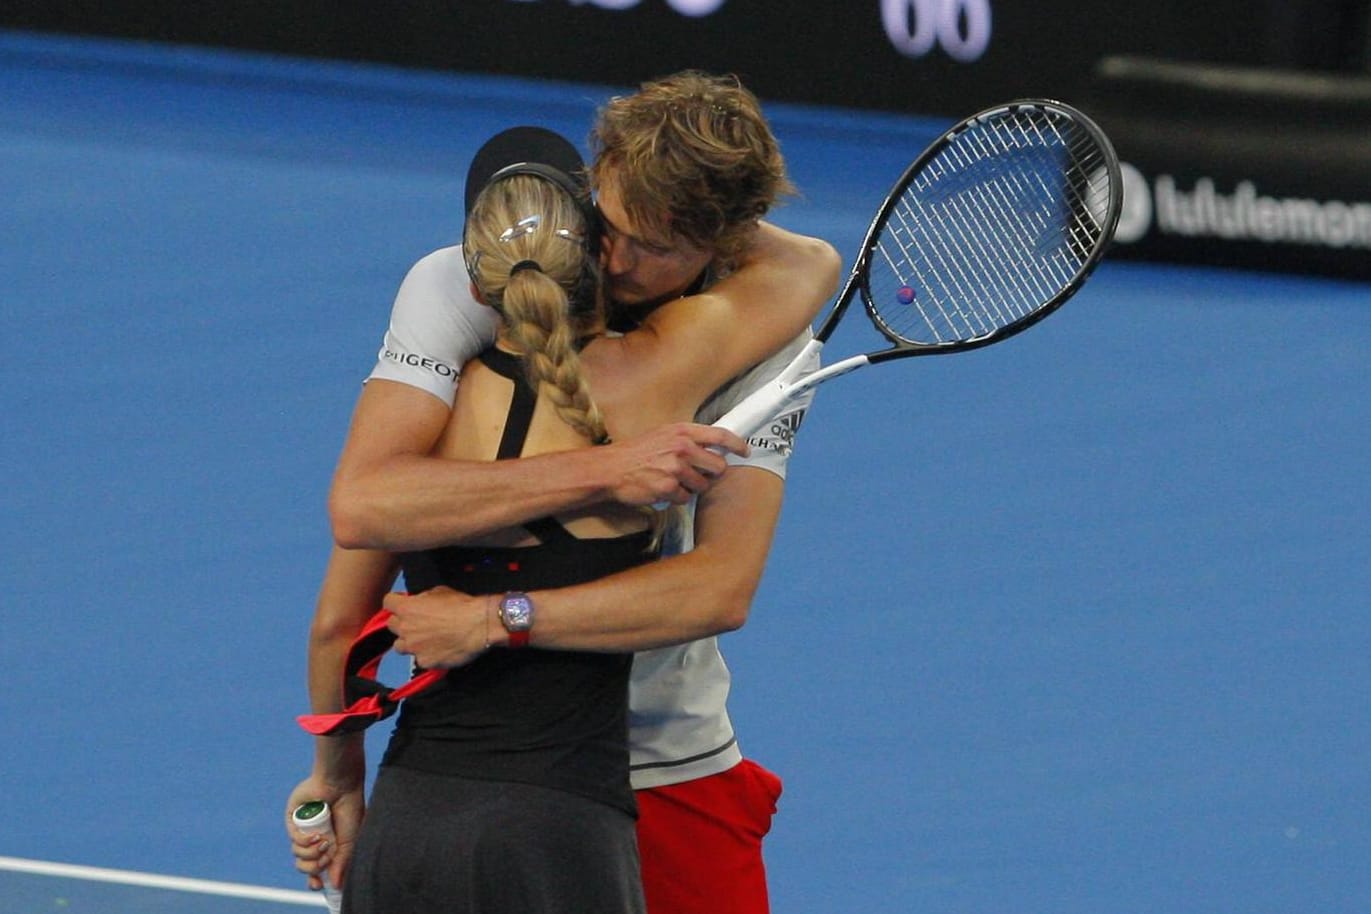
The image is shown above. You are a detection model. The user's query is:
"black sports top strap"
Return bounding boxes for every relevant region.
[480,347,535,461]
[478,347,573,543]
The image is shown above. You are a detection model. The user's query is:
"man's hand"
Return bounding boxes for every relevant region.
[385,587,491,669]
[603,423,748,506]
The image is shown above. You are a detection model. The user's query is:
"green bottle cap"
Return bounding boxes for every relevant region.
[293,801,328,823]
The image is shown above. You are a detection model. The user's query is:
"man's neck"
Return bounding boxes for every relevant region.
[609,267,712,331]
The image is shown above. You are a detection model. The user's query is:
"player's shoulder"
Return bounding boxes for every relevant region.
[401,244,467,285]
[749,221,841,269]
[393,244,485,324]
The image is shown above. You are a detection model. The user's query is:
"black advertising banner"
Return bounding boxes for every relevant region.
[1,0,1358,117]
[6,0,1368,278]
[1087,56,1371,279]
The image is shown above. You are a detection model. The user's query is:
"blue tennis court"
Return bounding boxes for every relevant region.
[2,30,1368,914]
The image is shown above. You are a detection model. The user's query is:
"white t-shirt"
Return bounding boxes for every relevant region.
[367,245,816,788]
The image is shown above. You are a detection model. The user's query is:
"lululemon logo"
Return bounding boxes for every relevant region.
[1114,162,1153,244]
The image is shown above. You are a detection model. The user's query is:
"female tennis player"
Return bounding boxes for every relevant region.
[309,124,833,913]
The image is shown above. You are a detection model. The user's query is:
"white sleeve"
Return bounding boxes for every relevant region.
[694,330,817,480]
[365,245,500,407]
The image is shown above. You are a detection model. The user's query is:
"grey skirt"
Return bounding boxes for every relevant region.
[343,765,645,914]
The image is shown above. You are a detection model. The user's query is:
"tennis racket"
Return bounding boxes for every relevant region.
[714,99,1122,439]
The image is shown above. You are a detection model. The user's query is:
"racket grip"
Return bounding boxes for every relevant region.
[711,336,830,439]
[711,383,791,440]
[648,393,781,510]
[292,802,344,914]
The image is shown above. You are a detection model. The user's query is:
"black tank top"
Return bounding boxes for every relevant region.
[382,346,655,816]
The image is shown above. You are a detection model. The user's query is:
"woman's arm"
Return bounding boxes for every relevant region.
[284,546,398,891]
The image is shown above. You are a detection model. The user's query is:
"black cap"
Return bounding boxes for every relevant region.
[463,126,589,215]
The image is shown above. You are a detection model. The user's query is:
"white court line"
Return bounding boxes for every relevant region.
[0,856,324,907]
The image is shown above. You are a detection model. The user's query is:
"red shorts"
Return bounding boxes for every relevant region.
[635,759,784,914]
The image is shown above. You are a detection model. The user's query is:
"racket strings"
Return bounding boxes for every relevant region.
[885,175,1013,338]
[867,107,1114,347]
[989,112,1112,268]
[905,152,1044,333]
[944,128,1065,310]
[878,168,1047,339]
[878,162,1048,340]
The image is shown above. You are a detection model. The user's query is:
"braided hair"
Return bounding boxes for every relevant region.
[465,173,607,443]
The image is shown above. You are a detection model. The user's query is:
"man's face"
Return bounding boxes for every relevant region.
[596,173,713,311]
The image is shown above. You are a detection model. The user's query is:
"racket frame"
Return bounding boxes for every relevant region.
[827,98,1122,359]
[713,99,1122,439]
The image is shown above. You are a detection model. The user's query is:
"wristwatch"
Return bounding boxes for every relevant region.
[497,591,535,648]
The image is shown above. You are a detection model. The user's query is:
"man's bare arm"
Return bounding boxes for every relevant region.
[331,225,833,553]
[329,379,746,551]
[384,466,784,665]
[527,466,782,649]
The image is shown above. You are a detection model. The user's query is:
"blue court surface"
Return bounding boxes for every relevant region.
[2,30,1369,914]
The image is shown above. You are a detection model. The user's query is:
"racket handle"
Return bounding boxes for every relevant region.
[711,339,859,440]
[292,802,344,914]
[712,384,793,440]
[647,392,783,511]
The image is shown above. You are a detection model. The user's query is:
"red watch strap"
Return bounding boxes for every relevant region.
[507,630,530,649]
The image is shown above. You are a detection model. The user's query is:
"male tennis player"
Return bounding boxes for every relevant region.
[287,71,839,914]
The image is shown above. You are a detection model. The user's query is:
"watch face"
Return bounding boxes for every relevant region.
[500,592,534,630]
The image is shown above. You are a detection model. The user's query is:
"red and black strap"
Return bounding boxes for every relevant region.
[296,609,446,736]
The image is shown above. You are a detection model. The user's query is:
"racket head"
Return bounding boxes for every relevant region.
[833,99,1122,358]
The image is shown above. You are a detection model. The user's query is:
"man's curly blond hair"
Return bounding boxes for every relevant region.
[590,70,795,267]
